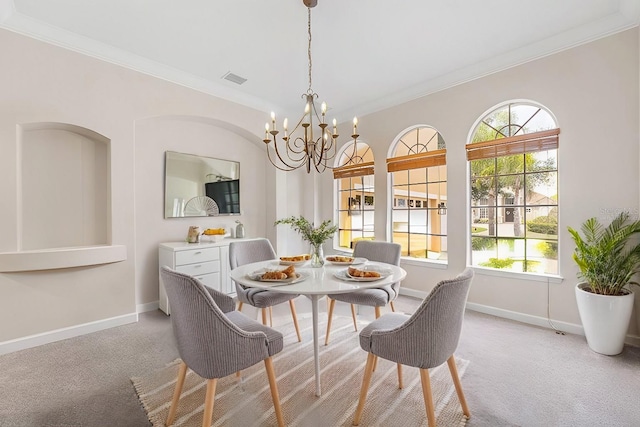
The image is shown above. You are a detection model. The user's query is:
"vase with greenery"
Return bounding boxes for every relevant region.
[275,216,338,267]
[567,211,640,354]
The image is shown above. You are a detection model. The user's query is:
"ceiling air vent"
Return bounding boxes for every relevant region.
[222,72,247,85]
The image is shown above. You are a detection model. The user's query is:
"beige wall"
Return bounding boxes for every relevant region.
[322,28,640,337]
[0,28,270,343]
[0,25,638,347]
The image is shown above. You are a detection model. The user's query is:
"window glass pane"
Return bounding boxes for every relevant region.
[471,237,497,265]
[527,239,558,274]
[497,154,525,174]
[525,172,557,204]
[409,209,427,233]
[408,167,427,184]
[525,206,558,240]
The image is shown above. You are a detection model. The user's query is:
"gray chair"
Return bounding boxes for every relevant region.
[229,238,302,342]
[325,240,402,345]
[160,266,285,427]
[352,268,474,427]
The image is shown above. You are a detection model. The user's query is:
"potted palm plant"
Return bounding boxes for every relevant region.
[275,216,338,267]
[568,211,640,355]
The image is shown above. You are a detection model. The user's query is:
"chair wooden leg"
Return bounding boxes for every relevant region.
[352,353,376,426]
[419,368,436,427]
[261,308,268,325]
[397,363,403,389]
[202,378,217,427]
[269,306,273,326]
[237,301,243,311]
[374,306,381,318]
[390,301,396,312]
[350,304,358,331]
[264,357,285,427]
[289,300,302,342]
[166,361,188,427]
[447,355,470,417]
[325,298,336,345]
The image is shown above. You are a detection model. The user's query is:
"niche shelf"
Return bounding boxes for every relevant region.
[0,245,127,272]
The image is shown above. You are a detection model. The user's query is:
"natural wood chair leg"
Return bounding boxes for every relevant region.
[447,355,470,417]
[202,378,218,427]
[397,363,403,389]
[325,298,336,345]
[420,368,436,427]
[269,306,273,326]
[289,300,302,342]
[237,301,243,311]
[261,308,268,325]
[264,357,285,427]
[235,371,241,379]
[372,309,381,372]
[390,301,396,312]
[166,361,188,427]
[350,304,358,331]
[352,353,376,426]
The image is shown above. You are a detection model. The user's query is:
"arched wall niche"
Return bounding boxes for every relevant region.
[19,122,110,250]
[0,122,126,272]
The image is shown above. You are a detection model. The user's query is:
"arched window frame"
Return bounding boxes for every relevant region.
[333,141,375,251]
[387,125,447,263]
[466,100,560,276]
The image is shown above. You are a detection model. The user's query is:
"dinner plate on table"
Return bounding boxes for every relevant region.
[333,267,391,282]
[324,256,367,266]
[279,259,308,266]
[248,269,307,286]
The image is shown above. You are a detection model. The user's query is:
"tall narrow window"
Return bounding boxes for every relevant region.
[388,126,447,261]
[467,101,559,275]
[334,142,375,250]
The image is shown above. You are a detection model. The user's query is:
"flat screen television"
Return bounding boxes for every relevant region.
[205,180,240,215]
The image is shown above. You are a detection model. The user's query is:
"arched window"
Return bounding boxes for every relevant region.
[467,101,559,275]
[388,126,447,261]
[333,141,375,250]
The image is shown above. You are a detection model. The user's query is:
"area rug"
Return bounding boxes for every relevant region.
[132,314,469,427]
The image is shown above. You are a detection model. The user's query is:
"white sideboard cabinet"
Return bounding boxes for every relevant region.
[159,239,250,315]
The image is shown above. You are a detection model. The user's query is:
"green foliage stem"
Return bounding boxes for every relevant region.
[274,216,338,246]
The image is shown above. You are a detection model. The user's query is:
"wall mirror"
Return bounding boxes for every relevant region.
[164,151,240,218]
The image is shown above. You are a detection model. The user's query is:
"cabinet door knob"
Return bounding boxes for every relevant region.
[195,251,202,255]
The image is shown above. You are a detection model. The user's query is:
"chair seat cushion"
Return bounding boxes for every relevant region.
[359,312,409,352]
[245,288,300,307]
[328,285,394,307]
[225,311,284,356]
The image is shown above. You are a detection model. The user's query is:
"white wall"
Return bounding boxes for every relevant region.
[0,24,638,349]
[0,27,270,345]
[322,28,640,338]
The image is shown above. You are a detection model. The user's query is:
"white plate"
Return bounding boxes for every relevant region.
[334,267,390,282]
[279,258,309,266]
[248,269,307,285]
[324,257,368,266]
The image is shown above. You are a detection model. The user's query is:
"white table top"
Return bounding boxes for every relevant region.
[229,259,407,295]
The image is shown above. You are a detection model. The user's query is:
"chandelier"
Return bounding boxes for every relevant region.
[262,0,359,173]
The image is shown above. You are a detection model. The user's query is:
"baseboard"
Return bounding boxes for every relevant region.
[399,288,640,348]
[137,301,159,313]
[0,312,138,356]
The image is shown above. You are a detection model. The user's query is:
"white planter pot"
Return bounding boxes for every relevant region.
[575,282,635,355]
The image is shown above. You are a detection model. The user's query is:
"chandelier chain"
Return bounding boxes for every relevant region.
[307,8,313,94]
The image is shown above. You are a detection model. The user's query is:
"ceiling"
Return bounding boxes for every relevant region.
[1,0,639,123]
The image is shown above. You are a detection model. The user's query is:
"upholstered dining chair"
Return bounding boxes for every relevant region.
[229,238,302,342]
[159,266,285,427]
[325,240,402,345]
[352,268,474,427]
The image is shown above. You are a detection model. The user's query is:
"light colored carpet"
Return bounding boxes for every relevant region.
[132,315,469,427]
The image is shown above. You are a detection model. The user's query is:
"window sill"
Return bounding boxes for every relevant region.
[0,245,127,272]
[400,257,448,269]
[470,265,564,284]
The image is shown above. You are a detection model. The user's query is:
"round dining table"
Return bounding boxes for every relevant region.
[229,259,407,396]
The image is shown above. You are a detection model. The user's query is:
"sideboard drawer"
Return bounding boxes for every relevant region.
[176,260,220,276]
[175,247,220,266]
[193,272,221,292]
